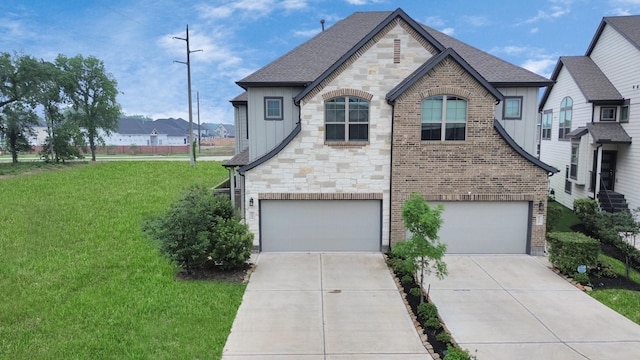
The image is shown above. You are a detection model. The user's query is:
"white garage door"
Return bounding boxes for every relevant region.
[436,202,530,254]
[261,200,381,252]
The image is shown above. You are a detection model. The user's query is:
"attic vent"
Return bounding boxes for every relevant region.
[393,39,401,64]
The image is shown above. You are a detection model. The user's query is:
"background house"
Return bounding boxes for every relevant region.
[539,15,639,213]
[225,8,555,255]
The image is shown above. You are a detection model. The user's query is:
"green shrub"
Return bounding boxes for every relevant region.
[143,185,253,273]
[417,302,439,324]
[443,344,476,360]
[573,198,600,235]
[210,217,253,270]
[547,232,600,275]
[436,331,451,344]
[572,272,590,285]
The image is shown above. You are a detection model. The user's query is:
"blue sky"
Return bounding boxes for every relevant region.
[1,0,639,124]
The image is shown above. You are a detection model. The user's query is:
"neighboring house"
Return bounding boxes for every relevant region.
[101,117,203,146]
[539,15,639,213]
[211,123,236,138]
[224,8,556,255]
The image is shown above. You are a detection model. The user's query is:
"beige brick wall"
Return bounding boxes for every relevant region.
[390,57,549,254]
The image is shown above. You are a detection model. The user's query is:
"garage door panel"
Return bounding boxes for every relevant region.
[261,200,381,252]
[437,202,530,254]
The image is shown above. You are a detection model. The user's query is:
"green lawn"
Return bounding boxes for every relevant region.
[589,254,640,325]
[0,161,245,359]
[548,200,581,232]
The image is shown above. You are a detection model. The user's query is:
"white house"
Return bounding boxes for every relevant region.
[539,15,639,212]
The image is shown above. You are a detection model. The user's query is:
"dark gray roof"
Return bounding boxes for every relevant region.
[118,117,155,135]
[558,56,623,103]
[237,11,390,87]
[493,119,558,173]
[568,123,632,144]
[239,9,550,91]
[386,48,503,103]
[223,147,249,167]
[587,123,632,144]
[587,15,640,55]
[420,25,552,86]
[230,92,247,104]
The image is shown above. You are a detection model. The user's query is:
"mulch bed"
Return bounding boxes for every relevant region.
[176,263,254,283]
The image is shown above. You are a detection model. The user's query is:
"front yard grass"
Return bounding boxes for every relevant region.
[0,161,245,359]
[589,254,640,325]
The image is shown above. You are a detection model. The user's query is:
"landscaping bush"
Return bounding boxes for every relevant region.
[443,344,476,360]
[573,198,600,235]
[143,184,253,273]
[547,232,600,275]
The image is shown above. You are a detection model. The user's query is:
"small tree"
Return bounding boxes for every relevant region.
[392,192,447,303]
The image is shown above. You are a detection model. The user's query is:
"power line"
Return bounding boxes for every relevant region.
[173,25,202,168]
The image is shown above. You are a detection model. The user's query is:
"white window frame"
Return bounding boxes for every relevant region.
[600,106,616,122]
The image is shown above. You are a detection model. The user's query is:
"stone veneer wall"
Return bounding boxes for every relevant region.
[244,21,436,249]
[390,57,549,254]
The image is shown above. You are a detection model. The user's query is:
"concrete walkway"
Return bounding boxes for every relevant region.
[222,253,431,359]
[423,255,640,360]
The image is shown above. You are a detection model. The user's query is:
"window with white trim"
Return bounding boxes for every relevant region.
[558,97,572,140]
[325,96,369,142]
[503,96,523,120]
[421,96,467,141]
[570,142,579,180]
[620,105,629,123]
[600,107,616,121]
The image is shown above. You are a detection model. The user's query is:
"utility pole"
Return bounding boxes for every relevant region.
[173,25,202,167]
[197,91,201,154]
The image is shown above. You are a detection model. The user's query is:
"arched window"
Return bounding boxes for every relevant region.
[421,96,467,141]
[325,96,369,142]
[559,97,572,140]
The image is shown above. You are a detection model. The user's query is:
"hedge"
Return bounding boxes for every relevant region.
[547,231,600,275]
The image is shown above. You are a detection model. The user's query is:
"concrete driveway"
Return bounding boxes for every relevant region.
[423,255,640,360]
[222,252,432,359]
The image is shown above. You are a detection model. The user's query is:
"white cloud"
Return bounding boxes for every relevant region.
[423,16,445,27]
[491,45,530,56]
[530,27,539,34]
[521,0,572,25]
[521,57,557,77]
[197,0,308,20]
[461,15,489,27]
[441,27,455,36]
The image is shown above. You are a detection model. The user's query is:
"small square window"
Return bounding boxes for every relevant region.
[503,97,522,120]
[600,107,616,121]
[264,97,283,120]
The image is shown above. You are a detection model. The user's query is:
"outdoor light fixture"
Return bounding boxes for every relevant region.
[249,198,254,207]
[538,200,544,211]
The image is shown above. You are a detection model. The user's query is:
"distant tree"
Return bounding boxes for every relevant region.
[56,54,121,161]
[392,193,447,304]
[0,103,38,163]
[34,60,68,163]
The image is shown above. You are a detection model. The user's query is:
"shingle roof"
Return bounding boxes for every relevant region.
[587,15,640,55]
[420,25,551,86]
[559,56,623,102]
[586,123,632,144]
[238,9,550,90]
[230,92,247,104]
[237,11,391,87]
[223,147,249,167]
